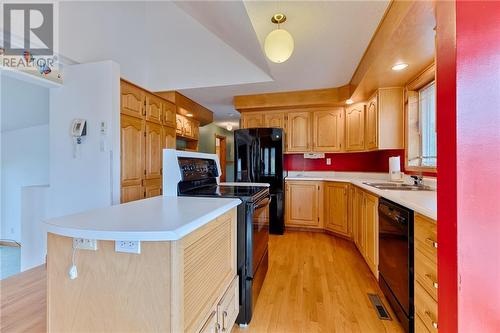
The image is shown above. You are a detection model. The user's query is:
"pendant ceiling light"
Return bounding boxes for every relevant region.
[264,13,294,63]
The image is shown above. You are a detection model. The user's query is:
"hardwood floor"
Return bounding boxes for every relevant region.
[0,232,403,333]
[0,265,46,333]
[234,232,403,333]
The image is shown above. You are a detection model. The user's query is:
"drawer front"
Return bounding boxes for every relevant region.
[198,309,218,333]
[415,314,432,333]
[217,276,239,333]
[415,248,438,301]
[415,282,439,333]
[414,214,437,263]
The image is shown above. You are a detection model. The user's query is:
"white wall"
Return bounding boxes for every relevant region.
[48,61,120,219]
[1,74,50,242]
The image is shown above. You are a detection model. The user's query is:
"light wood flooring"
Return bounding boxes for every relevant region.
[0,231,402,333]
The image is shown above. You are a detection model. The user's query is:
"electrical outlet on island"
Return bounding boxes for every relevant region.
[73,238,98,250]
[115,240,141,254]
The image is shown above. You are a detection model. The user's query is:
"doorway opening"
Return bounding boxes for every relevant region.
[215,135,227,182]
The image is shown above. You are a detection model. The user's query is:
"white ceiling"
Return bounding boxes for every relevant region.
[55,1,389,130]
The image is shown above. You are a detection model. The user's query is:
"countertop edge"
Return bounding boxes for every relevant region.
[45,199,241,241]
[286,177,437,221]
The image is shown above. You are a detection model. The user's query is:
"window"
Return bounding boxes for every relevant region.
[418,82,437,167]
[406,74,437,171]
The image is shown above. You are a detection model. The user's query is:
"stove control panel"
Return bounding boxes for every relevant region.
[178,157,219,181]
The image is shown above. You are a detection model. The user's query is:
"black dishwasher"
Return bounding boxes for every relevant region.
[378,198,414,333]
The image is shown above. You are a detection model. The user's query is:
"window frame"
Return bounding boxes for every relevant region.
[404,63,437,173]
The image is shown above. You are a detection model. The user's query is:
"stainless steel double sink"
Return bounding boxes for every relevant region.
[363,182,434,191]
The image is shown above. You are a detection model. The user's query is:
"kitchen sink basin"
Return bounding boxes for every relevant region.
[363,182,434,191]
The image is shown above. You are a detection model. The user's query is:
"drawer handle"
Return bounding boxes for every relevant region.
[425,238,438,248]
[425,311,438,329]
[222,311,228,332]
[425,274,438,289]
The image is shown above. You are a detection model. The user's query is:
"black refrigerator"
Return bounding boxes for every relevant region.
[234,128,285,234]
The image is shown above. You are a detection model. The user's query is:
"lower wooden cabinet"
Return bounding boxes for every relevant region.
[285,181,322,228]
[363,192,379,278]
[324,182,349,236]
[414,213,438,332]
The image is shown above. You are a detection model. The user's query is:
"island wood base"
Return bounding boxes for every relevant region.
[47,208,238,333]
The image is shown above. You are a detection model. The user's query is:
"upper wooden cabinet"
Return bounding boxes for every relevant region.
[287,111,311,152]
[264,112,286,128]
[324,182,349,236]
[312,108,343,152]
[120,114,145,203]
[241,113,264,128]
[177,114,200,140]
[366,87,404,150]
[162,101,176,128]
[145,94,163,124]
[285,180,322,228]
[121,81,145,119]
[345,103,365,151]
[162,126,176,149]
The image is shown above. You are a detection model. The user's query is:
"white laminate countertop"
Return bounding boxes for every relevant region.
[286,172,437,220]
[45,196,241,241]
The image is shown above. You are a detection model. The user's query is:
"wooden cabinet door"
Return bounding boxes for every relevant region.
[285,181,321,228]
[242,113,264,128]
[145,94,162,124]
[162,126,176,149]
[162,101,176,128]
[144,179,161,198]
[182,117,194,138]
[287,111,311,152]
[365,95,378,150]
[313,108,343,152]
[176,116,183,135]
[121,81,144,119]
[364,192,379,278]
[345,104,365,151]
[145,121,162,180]
[324,182,349,236]
[264,112,285,128]
[191,120,200,140]
[120,115,144,203]
[353,187,365,251]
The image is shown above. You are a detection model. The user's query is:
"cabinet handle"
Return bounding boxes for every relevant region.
[215,322,221,332]
[425,311,438,329]
[222,311,228,331]
[425,274,438,289]
[425,238,438,248]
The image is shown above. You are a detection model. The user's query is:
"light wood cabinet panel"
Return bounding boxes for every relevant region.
[345,103,365,151]
[199,309,218,333]
[353,187,365,253]
[241,113,264,128]
[144,179,161,198]
[162,101,177,128]
[415,248,438,301]
[365,95,378,150]
[415,282,439,333]
[285,181,321,228]
[416,314,432,333]
[217,276,239,333]
[121,81,144,119]
[120,115,144,191]
[312,108,343,152]
[176,116,183,135]
[146,94,163,124]
[182,116,194,138]
[145,121,162,180]
[415,213,438,263]
[176,114,199,140]
[162,126,176,149]
[286,111,311,152]
[324,182,349,236]
[264,112,285,128]
[364,192,379,278]
[120,185,143,203]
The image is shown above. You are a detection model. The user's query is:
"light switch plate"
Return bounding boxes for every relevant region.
[326,158,332,165]
[115,240,141,254]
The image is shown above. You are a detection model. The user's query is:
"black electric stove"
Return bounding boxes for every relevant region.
[176,156,270,326]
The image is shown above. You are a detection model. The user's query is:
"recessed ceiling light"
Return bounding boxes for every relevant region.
[392,63,408,71]
[226,124,233,131]
[186,113,193,117]
[346,99,354,105]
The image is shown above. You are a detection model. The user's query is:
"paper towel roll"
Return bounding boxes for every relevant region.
[389,156,402,181]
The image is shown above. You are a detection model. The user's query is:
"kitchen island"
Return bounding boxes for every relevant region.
[45,196,241,333]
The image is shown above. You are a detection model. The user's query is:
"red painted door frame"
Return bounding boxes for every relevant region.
[437,1,500,332]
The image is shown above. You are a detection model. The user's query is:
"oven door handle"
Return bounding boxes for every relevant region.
[253,196,271,210]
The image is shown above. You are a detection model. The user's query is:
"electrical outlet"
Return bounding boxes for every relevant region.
[73,238,98,250]
[326,158,332,165]
[115,240,141,254]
